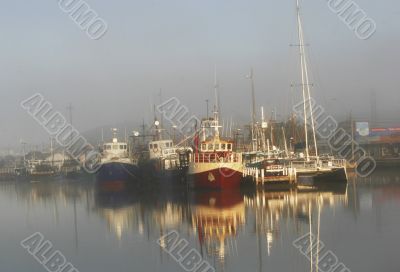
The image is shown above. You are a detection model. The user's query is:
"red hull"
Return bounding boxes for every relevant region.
[189,167,242,190]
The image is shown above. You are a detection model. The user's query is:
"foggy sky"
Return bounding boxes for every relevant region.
[1,0,399,151]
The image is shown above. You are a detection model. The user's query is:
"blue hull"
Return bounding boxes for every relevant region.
[96,162,141,191]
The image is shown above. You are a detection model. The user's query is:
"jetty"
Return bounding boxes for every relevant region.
[243,165,297,189]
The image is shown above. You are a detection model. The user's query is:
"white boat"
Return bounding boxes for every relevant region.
[290,0,347,185]
[96,129,140,189]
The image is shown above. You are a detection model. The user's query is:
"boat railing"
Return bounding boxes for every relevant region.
[194,152,241,164]
[290,158,346,169]
[329,159,347,168]
[290,160,318,169]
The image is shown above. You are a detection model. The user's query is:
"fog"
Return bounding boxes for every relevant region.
[0,0,399,151]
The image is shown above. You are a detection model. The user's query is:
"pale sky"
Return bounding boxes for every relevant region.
[0,0,399,150]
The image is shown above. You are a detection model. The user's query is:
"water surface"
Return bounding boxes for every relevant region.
[1,169,399,272]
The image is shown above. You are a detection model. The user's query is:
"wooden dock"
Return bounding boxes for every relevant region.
[243,166,297,188]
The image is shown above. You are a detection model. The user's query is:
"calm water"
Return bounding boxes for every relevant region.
[1,169,400,272]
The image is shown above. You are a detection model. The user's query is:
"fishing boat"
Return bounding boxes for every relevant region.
[96,129,140,190]
[25,160,58,177]
[16,143,61,180]
[188,76,243,190]
[138,120,191,185]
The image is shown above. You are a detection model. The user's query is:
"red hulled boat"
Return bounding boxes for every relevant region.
[188,111,243,190]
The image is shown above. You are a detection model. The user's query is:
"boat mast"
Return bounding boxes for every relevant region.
[205,99,209,119]
[21,141,26,165]
[159,89,164,132]
[261,107,267,152]
[67,103,73,161]
[296,0,318,160]
[153,104,162,141]
[248,68,257,152]
[213,66,220,138]
[50,137,54,167]
[282,127,289,158]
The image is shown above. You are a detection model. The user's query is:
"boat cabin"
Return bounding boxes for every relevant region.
[194,138,240,164]
[148,140,177,159]
[200,139,233,153]
[102,137,129,160]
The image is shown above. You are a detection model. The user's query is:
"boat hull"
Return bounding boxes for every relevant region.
[139,159,187,186]
[188,162,243,190]
[297,167,348,186]
[96,162,141,191]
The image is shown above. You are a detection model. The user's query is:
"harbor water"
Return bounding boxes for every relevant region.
[0,169,399,272]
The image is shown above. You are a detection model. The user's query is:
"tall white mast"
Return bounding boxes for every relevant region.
[296,0,309,160]
[296,0,318,160]
[297,0,318,158]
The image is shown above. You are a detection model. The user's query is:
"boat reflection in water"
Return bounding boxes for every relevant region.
[6,176,349,271]
[190,190,245,267]
[4,170,400,271]
[94,181,191,241]
[94,186,143,240]
[92,181,348,270]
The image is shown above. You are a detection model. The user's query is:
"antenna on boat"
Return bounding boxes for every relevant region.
[205,99,209,119]
[159,88,164,129]
[112,128,118,143]
[229,116,233,138]
[214,65,219,115]
[153,102,162,140]
[213,65,220,138]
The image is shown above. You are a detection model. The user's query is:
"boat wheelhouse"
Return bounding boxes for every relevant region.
[148,139,180,170]
[102,140,129,164]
